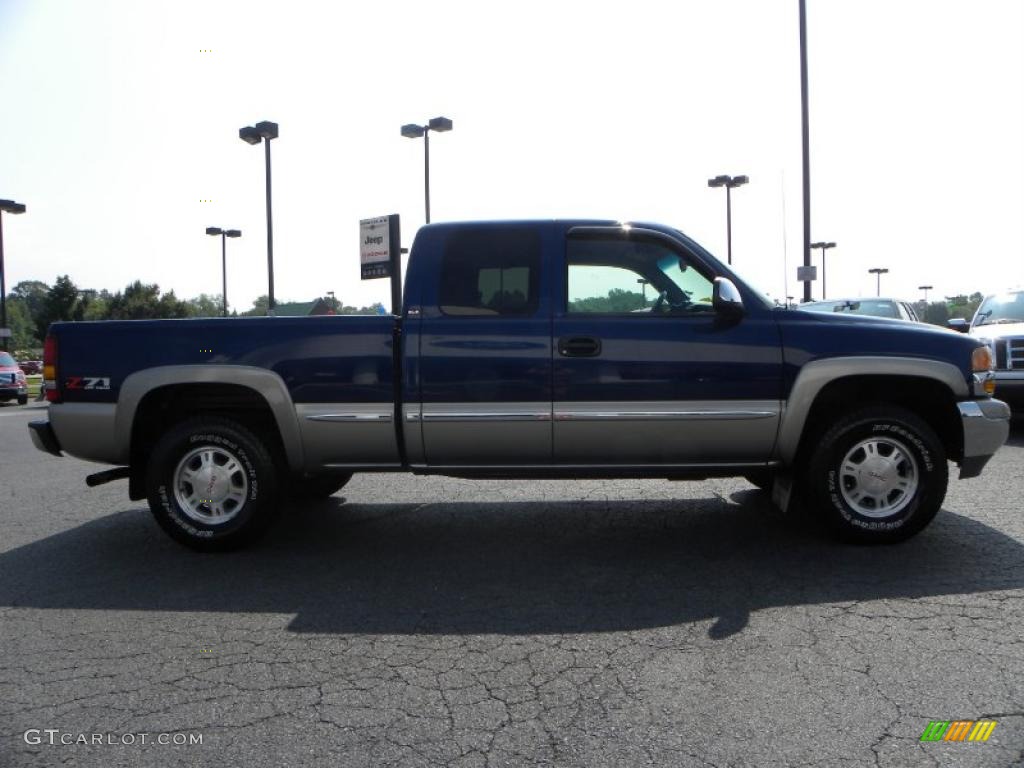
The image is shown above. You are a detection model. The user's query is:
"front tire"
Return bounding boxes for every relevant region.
[17,395,28,405]
[806,405,947,544]
[145,417,281,551]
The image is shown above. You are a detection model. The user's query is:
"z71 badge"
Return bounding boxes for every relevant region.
[65,376,111,390]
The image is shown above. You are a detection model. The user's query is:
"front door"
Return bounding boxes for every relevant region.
[552,227,783,465]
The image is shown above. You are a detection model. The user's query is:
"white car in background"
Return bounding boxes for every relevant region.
[797,297,922,322]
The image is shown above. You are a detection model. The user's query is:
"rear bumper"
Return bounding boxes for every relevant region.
[28,420,63,457]
[958,398,1011,479]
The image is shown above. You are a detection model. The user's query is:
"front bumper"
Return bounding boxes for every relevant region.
[28,420,63,457]
[0,385,27,399]
[958,398,1011,479]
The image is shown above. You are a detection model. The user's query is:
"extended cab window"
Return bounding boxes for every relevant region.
[567,236,713,315]
[439,228,541,316]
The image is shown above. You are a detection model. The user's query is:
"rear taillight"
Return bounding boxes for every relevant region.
[43,334,60,403]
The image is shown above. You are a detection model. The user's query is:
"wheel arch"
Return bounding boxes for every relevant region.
[117,366,304,488]
[778,357,967,466]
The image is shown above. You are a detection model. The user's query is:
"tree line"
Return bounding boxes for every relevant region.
[4,275,384,356]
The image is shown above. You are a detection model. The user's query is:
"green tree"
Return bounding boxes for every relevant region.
[11,280,49,329]
[243,295,272,316]
[82,289,112,320]
[36,275,84,338]
[5,297,39,350]
[185,293,224,318]
[105,281,190,320]
[569,288,647,314]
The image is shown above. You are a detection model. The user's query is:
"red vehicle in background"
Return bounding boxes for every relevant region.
[0,351,29,405]
[18,359,42,375]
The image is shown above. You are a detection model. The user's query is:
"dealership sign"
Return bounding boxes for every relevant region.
[360,215,396,280]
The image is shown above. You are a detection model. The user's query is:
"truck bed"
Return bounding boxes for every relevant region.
[53,315,398,405]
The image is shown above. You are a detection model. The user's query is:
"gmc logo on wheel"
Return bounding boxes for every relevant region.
[65,376,111,390]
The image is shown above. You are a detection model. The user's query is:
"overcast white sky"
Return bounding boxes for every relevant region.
[1,0,1021,312]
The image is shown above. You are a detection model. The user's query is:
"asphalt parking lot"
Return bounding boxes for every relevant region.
[1,402,1022,767]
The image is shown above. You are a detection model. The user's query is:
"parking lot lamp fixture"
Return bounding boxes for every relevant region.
[401,117,453,224]
[707,175,748,265]
[206,227,241,316]
[810,241,836,299]
[239,121,278,314]
[868,267,889,297]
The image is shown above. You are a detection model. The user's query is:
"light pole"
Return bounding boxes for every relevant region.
[919,284,933,303]
[810,241,836,299]
[707,174,748,265]
[239,120,278,314]
[868,267,889,297]
[401,117,453,224]
[799,0,812,303]
[0,199,27,351]
[206,227,241,316]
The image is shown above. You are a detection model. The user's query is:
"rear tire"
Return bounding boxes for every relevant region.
[145,417,281,551]
[806,405,947,544]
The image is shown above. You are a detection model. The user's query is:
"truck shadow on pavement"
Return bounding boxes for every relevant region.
[1006,418,1024,446]
[1,492,1022,639]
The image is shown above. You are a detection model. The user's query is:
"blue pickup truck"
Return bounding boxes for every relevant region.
[28,220,1011,550]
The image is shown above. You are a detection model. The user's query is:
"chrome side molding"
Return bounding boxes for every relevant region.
[304,412,393,422]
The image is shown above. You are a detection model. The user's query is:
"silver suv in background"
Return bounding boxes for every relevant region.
[950,290,1024,413]
[797,297,921,322]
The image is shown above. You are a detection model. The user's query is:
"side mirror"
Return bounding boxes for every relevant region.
[947,318,969,333]
[712,277,744,316]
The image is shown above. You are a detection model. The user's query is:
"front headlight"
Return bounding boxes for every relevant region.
[972,345,993,373]
[971,345,996,396]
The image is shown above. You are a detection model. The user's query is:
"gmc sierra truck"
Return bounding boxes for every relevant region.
[28,220,1011,550]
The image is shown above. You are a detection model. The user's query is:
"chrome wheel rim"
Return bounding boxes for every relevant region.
[838,436,919,519]
[173,445,249,525]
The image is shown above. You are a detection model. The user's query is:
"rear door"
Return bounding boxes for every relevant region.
[416,223,553,465]
[551,226,783,465]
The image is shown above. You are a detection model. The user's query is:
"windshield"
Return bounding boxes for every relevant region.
[974,292,1024,326]
[799,299,899,319]
[0,352,17,367]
